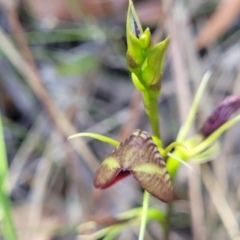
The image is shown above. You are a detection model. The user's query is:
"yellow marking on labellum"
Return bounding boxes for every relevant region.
[102,157,120,169]
[132,129,141,136]
[132,163,166,175]
[164,174,170,180]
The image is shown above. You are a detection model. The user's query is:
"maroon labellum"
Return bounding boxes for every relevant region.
[93,129,172,202]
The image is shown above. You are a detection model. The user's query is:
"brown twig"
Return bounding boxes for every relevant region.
[9,113,46,191]
[118,90,142,141]
[6,6,38,71]
[195,0,240,49]
[201,164,240,240]
[0,23,99,172]
[165,3,206,240]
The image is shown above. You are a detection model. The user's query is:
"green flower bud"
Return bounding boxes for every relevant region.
[139,28,151,49]
[141,37,170,90]
[126,0,148,70]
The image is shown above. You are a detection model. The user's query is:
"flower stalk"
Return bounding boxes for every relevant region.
[126,2,171,238]
[139,190,150,240]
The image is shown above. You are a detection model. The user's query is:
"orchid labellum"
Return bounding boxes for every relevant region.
[94,129,172,202]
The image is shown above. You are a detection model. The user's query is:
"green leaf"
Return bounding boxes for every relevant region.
[0,111,17,240]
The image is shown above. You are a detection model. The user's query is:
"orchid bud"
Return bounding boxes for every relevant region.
[200,94,240,137]
[139,28,151,49]
[126,0,169,94]
[94,129,172,202]
[141,37,170,90]
[126,0,144,69]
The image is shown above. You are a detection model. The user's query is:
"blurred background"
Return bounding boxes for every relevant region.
[0,0,240,239]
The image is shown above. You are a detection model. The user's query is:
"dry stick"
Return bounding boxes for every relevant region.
[201,164,240,240]
[9,113,45,191]
[27,95,86,238]
[118,90,142,141]
[195,0,240,49]
[166,3,206,240]
[0,26,99,172]
[3,7,99,172]
[165,7,193,240]
[26,76,94,239]
[25,133,55,240]
[6,7,38,71]
[179,4,211,240]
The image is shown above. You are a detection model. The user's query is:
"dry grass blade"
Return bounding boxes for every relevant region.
[9,113,45,191]
[166,3,206,239]
[118,90,142,141]
[24,133,55,240]
[201,164,240,240]
[6,6,38,71]
[0,26,99,172]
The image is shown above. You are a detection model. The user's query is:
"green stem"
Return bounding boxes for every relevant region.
[164,201,172,240]
[139,191,150,240]
[143,91,162,145]
[162,141,186,157]
[0,111,17,240]
[138,90,162,240]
